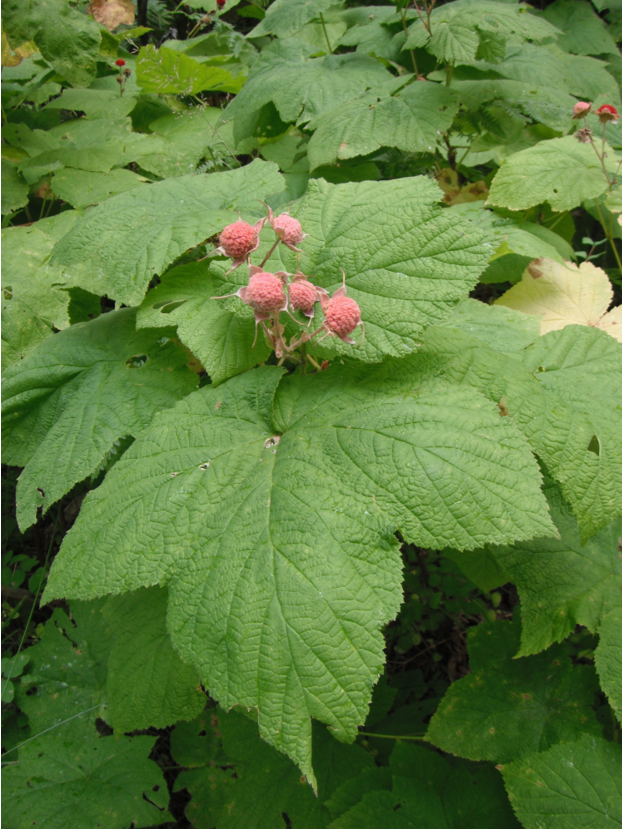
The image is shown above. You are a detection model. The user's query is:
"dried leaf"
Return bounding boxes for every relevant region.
[88,0,135,31]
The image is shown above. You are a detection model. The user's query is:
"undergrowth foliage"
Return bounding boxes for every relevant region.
[2,0,622,826]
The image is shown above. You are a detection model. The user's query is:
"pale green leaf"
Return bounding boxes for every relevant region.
[330,742,520,829]
[595,608,622,724]
[1,732,171,829]
[501,735,622,829]
[51,168,149,209]
[540,0,619,56]
[436,298,540,354]
[307,83,459,170]
[426,620,601,763]
[1,211,79,371]
[137,45,244,95]
[2,0,101,86]
[1,161,28,215]
[44,363,554,781]
[136,262,271,385]
[2,308,198,530]
[250,0,338,39]
[486,484,622,656]
[44,88,138,119]
[488,136,618,212]
[50,160,284,306]
[103,587,205,733]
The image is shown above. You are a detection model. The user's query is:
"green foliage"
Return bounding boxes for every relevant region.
[2,0,622,825]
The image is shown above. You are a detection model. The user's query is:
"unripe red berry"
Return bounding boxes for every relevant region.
[219,220,258,260]
[115,58,126,67]
[216,0,225,7]
[245,272,285,314]
[572,101,591,119]
[325,295,361,338]
[288,280,317,312]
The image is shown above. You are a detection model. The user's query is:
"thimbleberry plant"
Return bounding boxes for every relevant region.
[2,0,622,827]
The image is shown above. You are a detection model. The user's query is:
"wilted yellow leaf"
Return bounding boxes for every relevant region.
[88,0,135,31]
[496,258,622,342]
[2,29,37,67]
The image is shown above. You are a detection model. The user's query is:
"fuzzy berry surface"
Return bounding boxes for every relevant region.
[289,281,317,312]
[274,215,304,245]
[219,221,258,259]
[325,296,361,337]
[245,272,285,313]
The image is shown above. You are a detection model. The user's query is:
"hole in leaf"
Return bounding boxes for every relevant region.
[587,435,600,456]
[125,354,148,369]
[36,488,45,499]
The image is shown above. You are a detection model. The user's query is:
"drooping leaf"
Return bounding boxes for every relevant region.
[425,619,601,763]
[137,262,271,385]
[1,731,171,829]
[595,608,622,724]
[43,362,555,782]
[496,258,622,342]
[44,87,139,119]
[306,82,459,170]
[485,484,622,657]
[51,167,149,209]
[2,307,198,530]
[2,0,102,86]
[50,160,284,306]
[1,211,78,371]
[487,136,619,212]
[330,742,520,829]
[103,587,205,732]
[1,160,28,214]
[137,45,245,95]
[250,0,338,39]
[501,735,622,829]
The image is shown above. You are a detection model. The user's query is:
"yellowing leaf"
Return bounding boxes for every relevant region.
[1,29,37,66]
[496,258,622,342]
[88,0,135,30]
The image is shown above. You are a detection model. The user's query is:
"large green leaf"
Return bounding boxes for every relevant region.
[329,742,520,829]
[595,608,622,724]
[51,168,149,209]
[1,211,78,372]
[137,45,245,96]
[137,262,271,385]
[44,87,139,119]
[501,735,622,829]
[174,707,373,827]
[103,587,205,733]
[227,176,494,363]
[44,363,554,782]
[488,136,619,212]
[221,43,394,141]
[487,485,622,656]
[2,0,101,86]
[425,619,601,763]
[307,83,459,170]
[404,0,560,66]
[250,0,338,39]
[540,0,619,56]
[2,308,198,530]
[426,323,622,540]
[50,160,284,306]
[2,732,171,829]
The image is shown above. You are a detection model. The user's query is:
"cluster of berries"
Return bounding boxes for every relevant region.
[572,101,619,143]
[114,58,131,95]
[211,210,364,360]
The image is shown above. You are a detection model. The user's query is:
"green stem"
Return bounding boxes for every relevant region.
[594,197,622,273]
[359,731,427,741]
[319,13,332,54]
[259,238,281,269]
[401,9,418,76]
[445,62,454,87]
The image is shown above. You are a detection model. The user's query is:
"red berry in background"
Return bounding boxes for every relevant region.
[325,295,361,339]
[572,101,591,119]
[244,272,286,314]
[596,104,619,123]
[115,58,126,67]
[218,220,259,260]
[216,0,226,7]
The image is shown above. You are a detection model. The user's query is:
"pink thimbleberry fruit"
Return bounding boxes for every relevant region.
[267,207,307,251]
[289,279,317,313]
[597,104,619,123]
[219,220,259,260]
[325,295,361,338]
[245,271,286,314]
[572,101,591,119]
